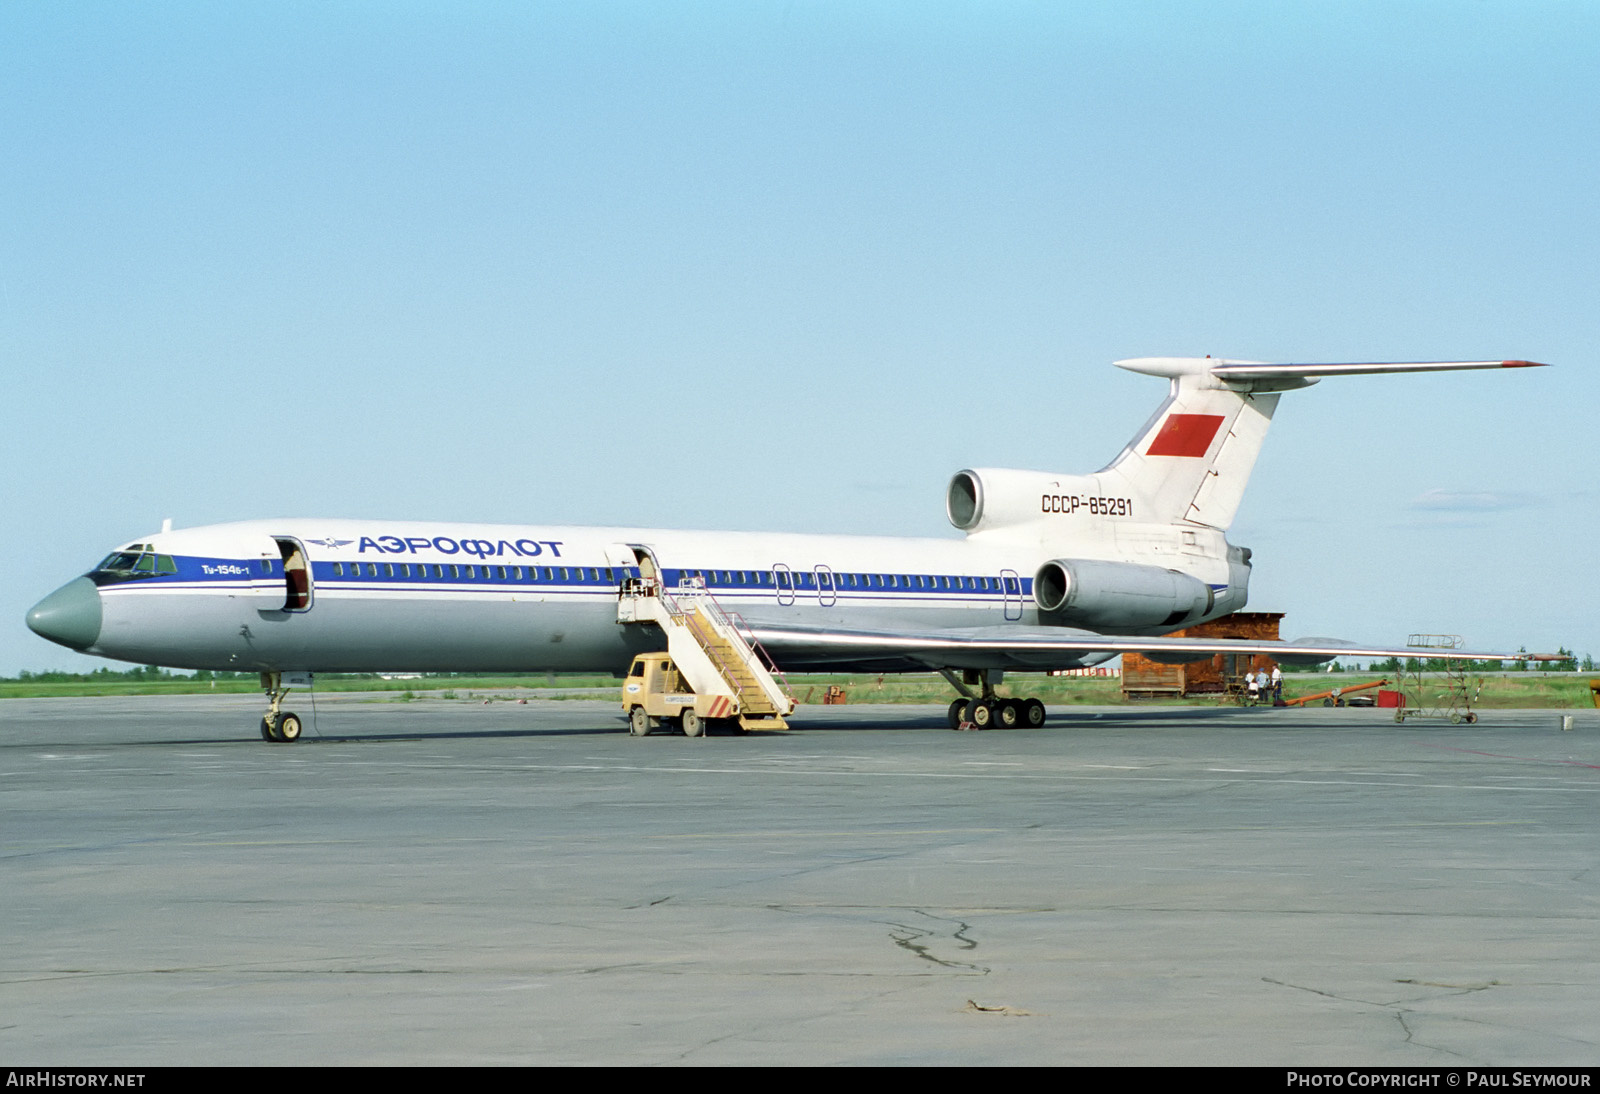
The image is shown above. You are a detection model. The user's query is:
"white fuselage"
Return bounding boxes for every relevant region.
[70,515,1245,675]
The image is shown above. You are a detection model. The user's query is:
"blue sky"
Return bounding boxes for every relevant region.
[3,1,1594,675]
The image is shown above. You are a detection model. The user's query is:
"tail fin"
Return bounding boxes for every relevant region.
[1097,357,1546,531]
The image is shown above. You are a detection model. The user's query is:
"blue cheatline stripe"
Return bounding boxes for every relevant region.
[134,556,1037,600]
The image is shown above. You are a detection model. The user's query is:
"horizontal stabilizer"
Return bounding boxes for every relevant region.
[1209,360,1548,381]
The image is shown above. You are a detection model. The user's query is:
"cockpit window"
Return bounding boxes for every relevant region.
[97,552,143,572]
[94,549,177,578]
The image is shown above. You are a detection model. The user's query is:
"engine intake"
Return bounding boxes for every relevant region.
[948,468,1098,533]
[947,470,984,530]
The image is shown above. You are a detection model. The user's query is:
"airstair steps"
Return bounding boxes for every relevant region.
[618,577,795,728]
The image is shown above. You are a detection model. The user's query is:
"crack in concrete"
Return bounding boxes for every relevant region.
[1394,978,1500,993]
[885,910,989,974]
[1265,977,1487,1062]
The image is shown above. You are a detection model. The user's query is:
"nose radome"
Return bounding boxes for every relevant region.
[26,577,103,651]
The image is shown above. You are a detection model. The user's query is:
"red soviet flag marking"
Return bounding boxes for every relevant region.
[1146,413,1225,457]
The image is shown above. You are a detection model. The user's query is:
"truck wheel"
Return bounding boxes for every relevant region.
[682,710,703,737]
[628,707,650,736]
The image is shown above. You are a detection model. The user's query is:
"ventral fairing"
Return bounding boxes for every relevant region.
[27,356,1550,740]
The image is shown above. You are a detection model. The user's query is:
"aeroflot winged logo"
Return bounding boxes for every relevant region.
[304,534,567,558]
[355,534,565,558]
[1146,413,1226,457]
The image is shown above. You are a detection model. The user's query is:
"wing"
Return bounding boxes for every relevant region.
[747,622,1544,673]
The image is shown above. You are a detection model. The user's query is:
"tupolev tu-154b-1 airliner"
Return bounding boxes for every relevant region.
[26,356,1549,741]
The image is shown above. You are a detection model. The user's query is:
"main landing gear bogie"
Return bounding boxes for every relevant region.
[945,675,1049,731]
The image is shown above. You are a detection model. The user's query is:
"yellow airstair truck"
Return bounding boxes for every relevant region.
[618,575,796,737]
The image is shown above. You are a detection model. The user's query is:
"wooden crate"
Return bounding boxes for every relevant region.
[1121,612,1284,698]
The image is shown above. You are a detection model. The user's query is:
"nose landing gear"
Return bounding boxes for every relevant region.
[259,671,305,742]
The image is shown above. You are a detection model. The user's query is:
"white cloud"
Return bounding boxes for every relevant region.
[1409,489,1534,513]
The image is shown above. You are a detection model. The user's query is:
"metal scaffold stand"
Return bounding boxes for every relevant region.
[1394,634,1479,724]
